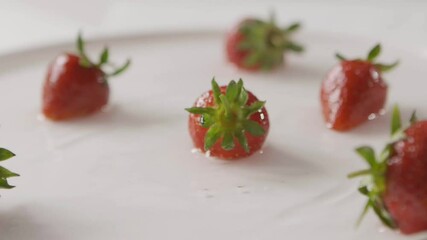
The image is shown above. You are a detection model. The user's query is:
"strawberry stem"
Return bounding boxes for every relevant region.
[76,32,131,78]
[186,78,266,153]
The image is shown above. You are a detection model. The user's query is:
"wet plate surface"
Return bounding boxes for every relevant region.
[0,31,426,239]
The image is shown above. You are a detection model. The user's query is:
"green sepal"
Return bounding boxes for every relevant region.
[186,79,266,153]
[76,32,131,78]
[355,146,377,168]
[204,124,222,151]
[235,131,250,153]
[107,59,131,77]
[222,132,235,151]
[237,17,303,70]
[367,44,381,62]
[185,107,215,115]
[0,166,19,178]
[0,147,18,190]
[243,120,265,136]
[0,178,14,189]
[211,78,221,104]
[374,61,399,73]
[335,43,398,73]
[410,111,418,125]
[335,53,347,61]
[98,47,109,66]
[226,80,239,101]
[391,104,402,137]
[243,101,265,117]
[77,32,92,67]
[283,22,301,33]
[285,41,304,53]
[0,148,15,161]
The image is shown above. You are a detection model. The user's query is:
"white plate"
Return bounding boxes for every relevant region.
[0,30,426,240]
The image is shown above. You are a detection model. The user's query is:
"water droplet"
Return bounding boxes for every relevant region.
[191,148,201,154]
[205,151,211,158]
[326,123,333,129]
[259,150,264,154]
[368,113,377,120]
[379,109,386,115]
[370,69,380,80]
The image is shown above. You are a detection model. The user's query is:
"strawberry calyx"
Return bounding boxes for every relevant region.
[348,105,417,229]
[0,148,19,189]
[335,44,399,73]
[76,32,131,78]
[238,16,303,70]
[186,78,266,152]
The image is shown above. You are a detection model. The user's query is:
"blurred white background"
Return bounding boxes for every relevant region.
[1,0,427,54]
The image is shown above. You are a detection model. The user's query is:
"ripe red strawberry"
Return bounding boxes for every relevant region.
[226,16,303,71]
[321,44,398,131]
[42,33,131,121]
[0,147,19,189]
[186,79,269,160]
[349,106,427,234]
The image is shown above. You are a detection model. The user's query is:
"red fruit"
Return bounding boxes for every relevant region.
[225,16,303,71]
[186,79,269,160]
[321,44,398,131]
[384,120,427,234]
[43,54,109,120]
[42,33,130,121]
[349,106,427,235]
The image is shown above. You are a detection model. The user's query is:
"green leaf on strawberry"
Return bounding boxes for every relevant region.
[335,44,399,73]
[348,104,418,230]
[76,32,131,77]
[186,79,266,153]
[0,148,19,189]
[237,18,304,70]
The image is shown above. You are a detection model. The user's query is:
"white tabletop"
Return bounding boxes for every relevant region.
[1,0,427,55]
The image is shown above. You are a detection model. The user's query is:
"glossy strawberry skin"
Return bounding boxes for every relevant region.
[188,86,269,160]
[226,19,261,71]
[320,60,387,131]
[384,121,427,234]
[42,54,109,121]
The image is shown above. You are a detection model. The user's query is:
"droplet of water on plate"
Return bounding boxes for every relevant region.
[191,148,200,154]
[368,113,377,120]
